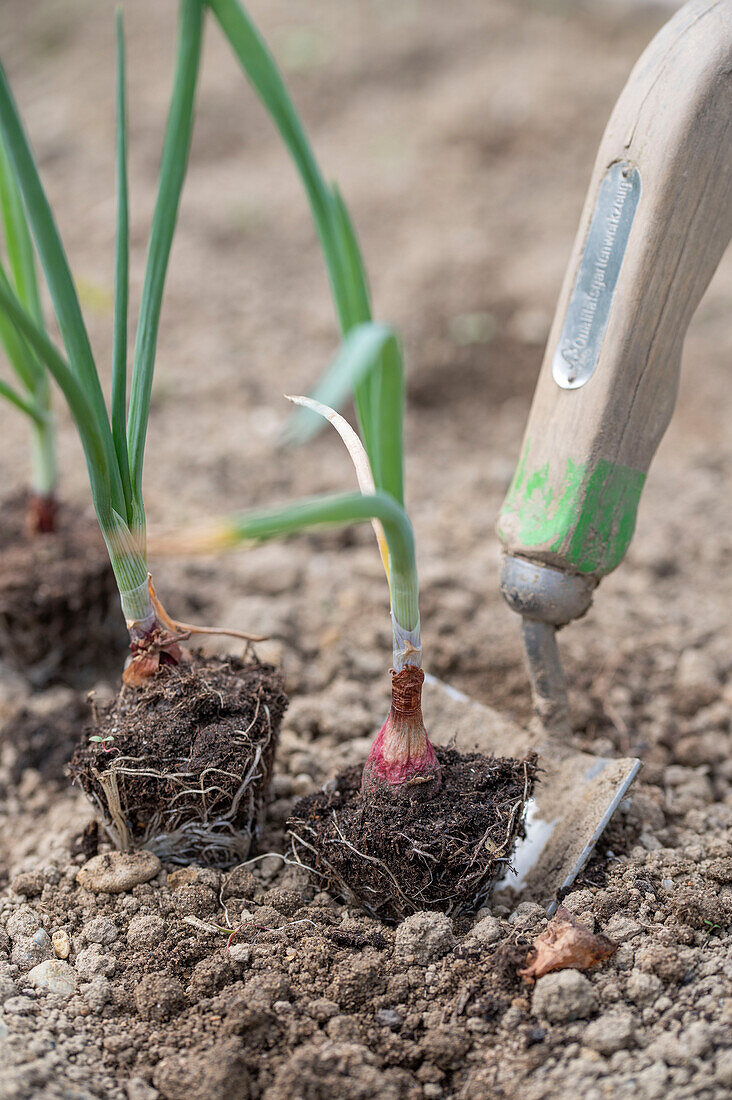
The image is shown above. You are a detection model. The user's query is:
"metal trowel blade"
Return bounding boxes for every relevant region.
[422,673,641,914]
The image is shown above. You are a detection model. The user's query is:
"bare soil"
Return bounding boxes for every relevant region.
[0,1,730,1098]
[0,492,126,685]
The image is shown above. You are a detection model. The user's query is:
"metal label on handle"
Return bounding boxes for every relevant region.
[553,162,641,390]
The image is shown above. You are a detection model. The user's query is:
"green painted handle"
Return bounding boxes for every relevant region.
[499,448,645,578]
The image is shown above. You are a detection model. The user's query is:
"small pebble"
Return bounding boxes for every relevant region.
[83,917,118,945]
[52,930,70,959]
[11,929,53,972]
[26,960,77,998]
[375,1009,403,1030]
[258,855,284,881]
[228,944,252,966]
[75,944,116,979]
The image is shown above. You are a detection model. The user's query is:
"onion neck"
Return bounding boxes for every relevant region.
[27,415,57,534]
[104,525,184,688]
[120,582,185,688]
[26,492,58,535]
[362,665,441,799]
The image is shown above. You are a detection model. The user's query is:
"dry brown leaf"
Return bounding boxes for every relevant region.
[518,905,616,983]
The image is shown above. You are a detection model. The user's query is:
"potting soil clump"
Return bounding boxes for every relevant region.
[70,653,288,867]
[289,748,537,921]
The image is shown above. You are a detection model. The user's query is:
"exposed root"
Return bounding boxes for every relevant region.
[84,713,272,866]
[147,574,268,643]
[122,575,269,687]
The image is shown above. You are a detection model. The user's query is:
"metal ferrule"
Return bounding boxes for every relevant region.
[500,555,596,740]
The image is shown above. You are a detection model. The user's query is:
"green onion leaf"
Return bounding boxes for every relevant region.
[0,133,43,327]
[0,57,124,514]
[0,278,112,515]
[112,8,132,517]
[0,375,43,422]
[126,0,203,502]
[282,321,394,445]
[208,1,404,501]
[368,333,404,506]
[207,0,355,333]
[222,489,418,630]
[0,253,43,394]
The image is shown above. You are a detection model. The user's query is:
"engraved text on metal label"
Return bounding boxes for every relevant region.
[553,162,641,390]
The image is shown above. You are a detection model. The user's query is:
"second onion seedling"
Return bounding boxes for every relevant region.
[165,0,537,915]
[0,1,287,863]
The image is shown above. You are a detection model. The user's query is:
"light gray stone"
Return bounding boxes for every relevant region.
[77,850,161,893]
[604,915,643,941]
[6,908,42,940]
[83,917,118,945]
[583,1010,636,1054]
[75,944,116,979]
[469,915,502,945]
[532,970,598,1023]
[11,929,53,971]
[127,913,166,949]
[26,960,77,998]
[228,944,252,966]
[395,911,455,965]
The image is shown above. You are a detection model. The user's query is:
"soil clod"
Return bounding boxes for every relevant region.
[69,653,288,866]
[289,748,537,921]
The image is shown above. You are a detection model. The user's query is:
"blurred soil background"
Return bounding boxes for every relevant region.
[0,1,730,1098]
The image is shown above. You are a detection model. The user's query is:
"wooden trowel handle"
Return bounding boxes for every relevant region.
[498,0,732,583]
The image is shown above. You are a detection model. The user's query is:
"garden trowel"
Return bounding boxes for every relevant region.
[426,0,732,912]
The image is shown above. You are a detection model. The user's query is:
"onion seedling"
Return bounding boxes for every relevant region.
[0,1,287,863]
[162,1,537,914]
[201,0,442,800]
[0,3,208,679]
